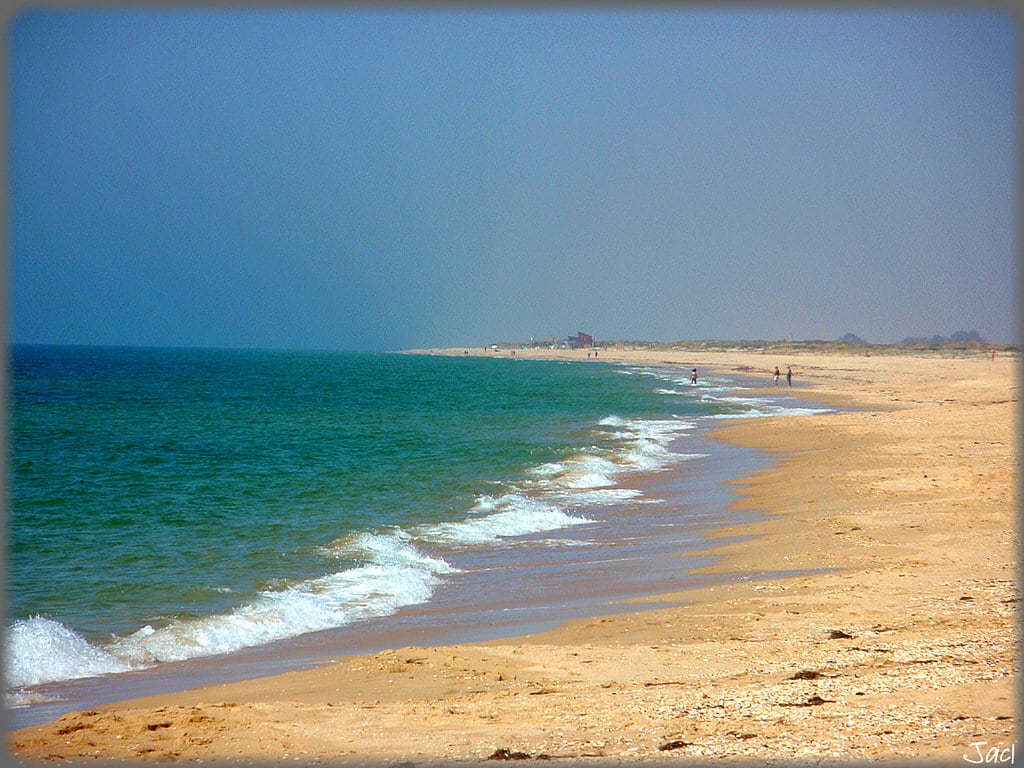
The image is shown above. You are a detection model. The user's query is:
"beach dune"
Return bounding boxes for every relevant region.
[8,347,1017,764]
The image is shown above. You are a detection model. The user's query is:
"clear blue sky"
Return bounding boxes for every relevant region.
[9,7,1018,350]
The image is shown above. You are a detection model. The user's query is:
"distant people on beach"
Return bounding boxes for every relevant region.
[773,366,781,387]
[690,368,698,384]
[991,348,997,361]
[786,366,792,387]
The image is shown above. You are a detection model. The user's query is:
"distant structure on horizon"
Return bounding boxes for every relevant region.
[838,333,868,345]
[898,330,987,346]
[567,331,594,349]
[837,330,991,347]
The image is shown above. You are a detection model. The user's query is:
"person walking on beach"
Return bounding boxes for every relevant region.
[773,366,781,387]
[690,368,698,384]
[786,366,792,387]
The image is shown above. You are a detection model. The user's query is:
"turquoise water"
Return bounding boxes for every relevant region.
[8,346,828,715]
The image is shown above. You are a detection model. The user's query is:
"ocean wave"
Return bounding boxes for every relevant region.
[767,406,833,417]
[548,487,644,506]
[535,415,698,488]
[597,416,697,473]
[412,493,594,546]
[108,564,447,665]
[704,394,833,419]
[551,455,620,489]
[529,461,566,478]
[7,535,456,690]
[6,488,602,692]
[6,616,135,690]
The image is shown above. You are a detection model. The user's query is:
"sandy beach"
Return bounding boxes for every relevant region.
[8,346,1017,765]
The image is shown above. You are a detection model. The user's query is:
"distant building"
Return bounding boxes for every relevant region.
[567,332,594,349]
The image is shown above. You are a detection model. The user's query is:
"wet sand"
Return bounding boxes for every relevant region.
[8,346,1018,764]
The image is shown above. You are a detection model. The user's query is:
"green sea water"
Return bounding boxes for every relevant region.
[8,345,824,714]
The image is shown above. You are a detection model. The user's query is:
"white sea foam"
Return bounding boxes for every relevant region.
[528,415,703,509]
[522,538,595,548]
[6,616,135,689]
[7,536,458,690]
[530,462,566,478]
[550,487,643,506]
[704,394,833,419]
[109,553,450,664]
[524,415,701,505]
[5,494,597,692]
[6,687,63,709]
[603,416,697,472]
[557,455,620,489]
[768,405,833,417]
[413,494,593,546]
[709,394,774,407]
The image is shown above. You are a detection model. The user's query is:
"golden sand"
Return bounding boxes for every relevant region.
[9,347,1018,764]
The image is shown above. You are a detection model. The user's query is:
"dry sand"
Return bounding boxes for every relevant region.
[8,347,1018,765]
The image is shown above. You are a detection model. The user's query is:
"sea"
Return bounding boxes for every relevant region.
[6,345,831,730]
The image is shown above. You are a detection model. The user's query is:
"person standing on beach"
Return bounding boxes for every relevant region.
[786,366,792,387]
[773,366,781,387]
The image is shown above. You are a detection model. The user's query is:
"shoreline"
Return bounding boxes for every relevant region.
[8,348,1017,763]
[5,363,796,733]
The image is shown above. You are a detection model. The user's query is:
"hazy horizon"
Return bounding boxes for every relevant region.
[10,8,1017,350]
[8,329,1013,353]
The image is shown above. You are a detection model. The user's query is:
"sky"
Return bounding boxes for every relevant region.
[8,7,1018,351]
